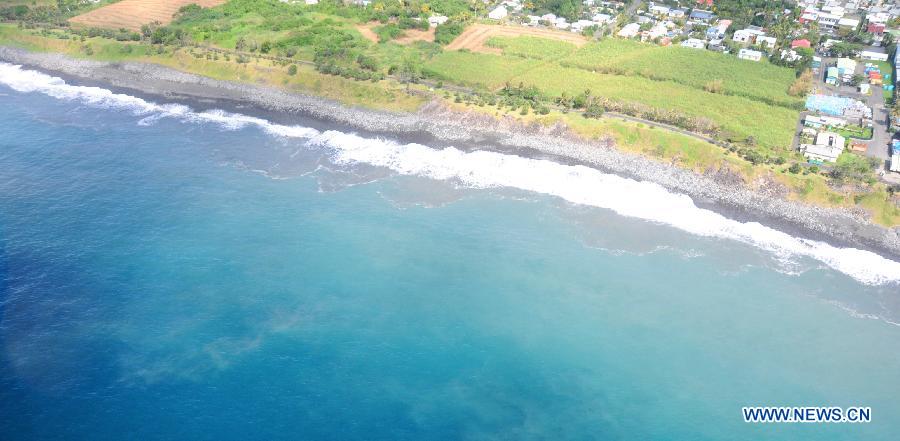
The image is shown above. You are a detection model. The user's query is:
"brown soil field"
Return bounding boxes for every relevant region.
[69,0,225,31]
[356,22,435,44]
[446,24,587,54]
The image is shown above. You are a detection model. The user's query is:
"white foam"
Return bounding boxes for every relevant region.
[3,62,899,286]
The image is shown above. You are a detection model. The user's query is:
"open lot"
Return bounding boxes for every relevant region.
[446,24,587,54]
[356,23,435,45]
[69,0,225,31]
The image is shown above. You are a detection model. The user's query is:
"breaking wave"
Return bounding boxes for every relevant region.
[3,62,899,286]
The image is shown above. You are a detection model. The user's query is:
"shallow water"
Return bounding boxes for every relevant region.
[2,65,900,440]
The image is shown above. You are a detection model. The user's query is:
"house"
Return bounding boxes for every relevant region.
[838,17,860,30]
[668,8,686,18]
[648,4,670,16]
[681,38,706,49]
[791,39,811,49]
[733,28,765,44]
[738,48,763,61]
[799,11,819,24]
[571,19,595,32]
[800,131,846,162]
[836,57,857,76]
[689,9,715,22]
[757,35,777,49]
[618,23,641,38]
[816,131,846,151]
[592,13,612,24]
[488,5,508,20]
[860,50,888,61]
[800,143,843,162]
[706,19,732,39]
[867,22,886,34]
[804,115,847,128]
[428,15,448,26]
[818,13,841,32]
[826,66,840,84]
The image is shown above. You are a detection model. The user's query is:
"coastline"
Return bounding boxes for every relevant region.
[2,46,899,262]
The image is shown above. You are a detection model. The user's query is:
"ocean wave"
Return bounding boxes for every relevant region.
[3,62,900,286]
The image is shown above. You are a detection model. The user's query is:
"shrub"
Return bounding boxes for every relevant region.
[288,64,298,75]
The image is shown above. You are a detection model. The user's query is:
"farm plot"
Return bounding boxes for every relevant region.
[511,64,799,150]
[446,24,587,54]
[69,0,225,31]
[561,39,803,109]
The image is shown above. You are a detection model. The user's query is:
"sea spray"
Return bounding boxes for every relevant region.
[2,62,898,286]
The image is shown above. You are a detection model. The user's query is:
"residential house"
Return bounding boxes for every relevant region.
[618,22,641,38]
[706,19,732,39]
[668,9,686,18]
[801,143,843,162]
[837,17,861,30]
[738,48,763,61]
[818,13,841,32]
[689,9,715,23]
[791,38,811,49]
[681,38,706,49]
[648,4,670,16]
[757,35,777,49]
[488,5,508,20]
[860,50,888,61]
[428,15,448,26]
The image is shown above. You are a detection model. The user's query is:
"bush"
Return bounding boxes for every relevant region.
[434,22,465,45]
[788,163,802,174]
[288,64,298,75]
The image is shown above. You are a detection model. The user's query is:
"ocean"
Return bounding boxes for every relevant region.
[1,62,899,440]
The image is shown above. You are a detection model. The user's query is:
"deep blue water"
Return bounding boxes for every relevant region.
[2,67,900,440]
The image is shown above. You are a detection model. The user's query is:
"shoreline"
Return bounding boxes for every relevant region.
[2,46,899,262]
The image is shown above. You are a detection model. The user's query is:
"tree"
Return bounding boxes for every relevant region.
[399,55,422,91]
[850,74,864,87]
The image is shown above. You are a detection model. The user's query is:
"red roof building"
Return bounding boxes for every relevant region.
[868,23,886,34]
[791,39,811,49]
[696,0,713,7]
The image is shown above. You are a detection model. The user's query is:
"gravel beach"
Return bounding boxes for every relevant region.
[2,46,899,260]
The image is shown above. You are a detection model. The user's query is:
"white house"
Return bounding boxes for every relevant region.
[680,38,706,49]
[428,15,449,26]
[617,23,641,38]
[838,17,860,29]
[592,13,612,24]
[648,4,670,15]
[860,50,888,61]
[738,48,763,61]
[801,143,843,162]
[816,131,846,151]
[488,5,508,20]
[756,35,776,48]
[733,28,765,44]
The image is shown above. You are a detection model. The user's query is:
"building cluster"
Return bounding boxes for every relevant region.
[488,0,625,33]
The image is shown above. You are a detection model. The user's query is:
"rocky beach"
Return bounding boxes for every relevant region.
[2,46,899,261]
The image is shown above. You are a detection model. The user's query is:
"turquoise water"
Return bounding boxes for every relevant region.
[2,65,900,440]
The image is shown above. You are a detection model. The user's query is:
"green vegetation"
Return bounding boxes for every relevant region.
[831,125,873,140]
[560,39,804,109]
[485,36,576,60]
[423,50,541,89]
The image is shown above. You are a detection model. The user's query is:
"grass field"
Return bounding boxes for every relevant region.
[69,0,225,31]
[423,50,542,89]
[425,38,800,151]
